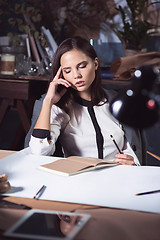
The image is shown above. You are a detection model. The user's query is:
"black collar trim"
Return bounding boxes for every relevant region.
[75,95,100,107]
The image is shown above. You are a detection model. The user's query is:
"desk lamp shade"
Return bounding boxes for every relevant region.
[109,65,159,129]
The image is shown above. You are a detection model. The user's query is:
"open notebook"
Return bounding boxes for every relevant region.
[38,156,118,176]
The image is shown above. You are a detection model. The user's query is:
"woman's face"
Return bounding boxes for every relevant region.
[60,49,98,100]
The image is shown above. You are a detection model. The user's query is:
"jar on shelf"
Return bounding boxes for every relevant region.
[0,54,15,75]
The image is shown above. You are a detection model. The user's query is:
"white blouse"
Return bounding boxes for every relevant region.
[29,99,140,165]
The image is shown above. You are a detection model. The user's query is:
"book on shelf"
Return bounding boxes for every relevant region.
[28,31,41,64]
[41,26,58,57]
[35,38,50,68]
[38,156,118,176]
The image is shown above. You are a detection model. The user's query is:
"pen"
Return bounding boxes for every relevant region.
[110,135,122,154]
[33,185,46,199]
[136,189,160,196]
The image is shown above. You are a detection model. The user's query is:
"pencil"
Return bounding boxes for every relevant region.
[110,135,122,154]
[136,189,160,196]
[33,185,46,199]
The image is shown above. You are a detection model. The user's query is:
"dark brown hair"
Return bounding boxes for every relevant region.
[50,36,106,115]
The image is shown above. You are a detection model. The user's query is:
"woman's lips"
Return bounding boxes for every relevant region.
[75,81,85,87]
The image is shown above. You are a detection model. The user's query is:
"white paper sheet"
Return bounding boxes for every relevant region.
[0,148,160,213]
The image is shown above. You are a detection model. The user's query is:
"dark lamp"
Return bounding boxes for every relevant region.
[109,65,159,129]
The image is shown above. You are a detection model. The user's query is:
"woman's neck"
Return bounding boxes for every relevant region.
[78,91,91,101]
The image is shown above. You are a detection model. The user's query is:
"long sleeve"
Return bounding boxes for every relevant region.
[29,105,70,156]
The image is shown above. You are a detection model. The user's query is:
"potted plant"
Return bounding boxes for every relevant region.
[107,0,159,55]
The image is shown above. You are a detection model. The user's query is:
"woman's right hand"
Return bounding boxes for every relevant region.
[45,66,71,105]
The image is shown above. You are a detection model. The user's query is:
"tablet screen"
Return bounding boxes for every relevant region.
[4,209,90,240]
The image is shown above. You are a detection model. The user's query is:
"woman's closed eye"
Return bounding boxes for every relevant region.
[79,62,87,69]
[62,61,88,75]
[63,69,71,74]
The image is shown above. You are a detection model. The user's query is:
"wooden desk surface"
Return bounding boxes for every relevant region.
[1,196,160,240]
[0,150,16,159]
[0,151,160,240]
[0,74,50,82]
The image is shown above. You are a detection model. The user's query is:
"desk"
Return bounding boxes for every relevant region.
[0,150,160,240]
[0,75,49,150]
[0,150,16,159]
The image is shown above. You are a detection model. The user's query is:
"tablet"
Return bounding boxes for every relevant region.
[3,209,90,240]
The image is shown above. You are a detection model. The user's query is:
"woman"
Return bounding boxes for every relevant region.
[29,36,144,165]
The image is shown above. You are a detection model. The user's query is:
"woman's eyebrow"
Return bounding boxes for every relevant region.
[62,66,71,70]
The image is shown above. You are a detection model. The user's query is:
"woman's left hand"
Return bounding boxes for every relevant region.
[114,153,136,165]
